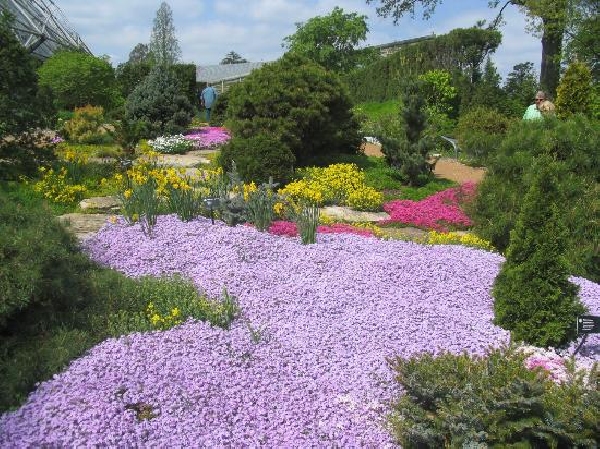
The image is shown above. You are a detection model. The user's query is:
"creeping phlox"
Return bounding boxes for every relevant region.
[278,163,383,212]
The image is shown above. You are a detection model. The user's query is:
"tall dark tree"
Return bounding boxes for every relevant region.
[0,11,55,134]
[220,51,248,64]
[365,0,571,96]
[149,2,181,66]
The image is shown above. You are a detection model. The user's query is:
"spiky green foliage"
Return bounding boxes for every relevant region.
[493,157,585,348]
[388,345,599,448]
[225,53,361,166]
[378,80,434,186]
[555,61,594,119]
[125,66,195,139]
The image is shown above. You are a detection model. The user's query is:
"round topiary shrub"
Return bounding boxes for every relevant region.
[224,53,362,167]
[217,134,296,184]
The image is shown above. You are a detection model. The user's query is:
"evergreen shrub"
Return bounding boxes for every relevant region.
[468,115,599,281]
[378,81,434,186]
[0,192,97,331]
[125,66,195,139]
[388,345,599,448]
[454,105,513,164]
[555,61,594,119]
[218,134,295,185]
[225,53,361,167]
[492,157,586,348]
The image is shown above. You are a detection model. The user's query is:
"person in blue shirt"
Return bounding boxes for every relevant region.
[200,83,218,122]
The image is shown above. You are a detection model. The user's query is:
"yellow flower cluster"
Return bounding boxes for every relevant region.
[278,163,383,211]
[146,302,183,331]
[423,231,495,251]
[346,186,384,212]
[33,166,87,205]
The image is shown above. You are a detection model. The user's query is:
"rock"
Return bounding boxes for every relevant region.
[79,196,121,212]
[58,213,113,240]
[321,206,390,222]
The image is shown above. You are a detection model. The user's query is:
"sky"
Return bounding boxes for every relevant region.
[52,0,542,83]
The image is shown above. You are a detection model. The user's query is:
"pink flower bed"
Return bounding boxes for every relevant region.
[268,221,375,238]
[382,182,476,231]
[184,127,231,149]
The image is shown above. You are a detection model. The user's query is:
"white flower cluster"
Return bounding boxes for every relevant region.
[147,135,193,154]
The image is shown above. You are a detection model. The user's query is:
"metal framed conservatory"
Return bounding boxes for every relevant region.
[0,0,91,59]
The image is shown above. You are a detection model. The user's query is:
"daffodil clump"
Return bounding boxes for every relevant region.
[33,166,87,205]
[278,163,383,212]
[422,230,495,251]
[113,146,228,233]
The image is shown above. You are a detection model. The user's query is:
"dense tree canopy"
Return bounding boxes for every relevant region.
[282,7,374,74]
[37,51,122,112]
[365,0,583,96]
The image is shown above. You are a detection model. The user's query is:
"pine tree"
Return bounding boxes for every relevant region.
[492,156,585,348]
[149,2,181,66]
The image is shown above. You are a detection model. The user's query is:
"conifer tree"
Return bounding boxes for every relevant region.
[555,61,593,119]
[149,2,181,66]
[492,156,585,348]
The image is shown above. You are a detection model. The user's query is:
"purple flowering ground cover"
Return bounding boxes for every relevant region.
[1,215,599,447]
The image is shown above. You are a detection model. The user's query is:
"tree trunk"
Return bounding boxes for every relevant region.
[540,17,563,98]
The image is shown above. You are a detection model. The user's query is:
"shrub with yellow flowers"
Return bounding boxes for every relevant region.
[278,163,383,212]
[423,231,495,251]
[33,166,87,205]
[146,302,183,331]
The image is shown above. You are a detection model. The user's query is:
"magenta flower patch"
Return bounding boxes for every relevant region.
[183,127,231,149]
[383,182,476,231]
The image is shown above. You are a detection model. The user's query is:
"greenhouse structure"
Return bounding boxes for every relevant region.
[0,0,91,59]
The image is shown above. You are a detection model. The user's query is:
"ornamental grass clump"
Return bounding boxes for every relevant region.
[295,203,320,244]
[244,178,279,232]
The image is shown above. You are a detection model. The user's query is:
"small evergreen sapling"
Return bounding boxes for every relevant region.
[492,157,586,348]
